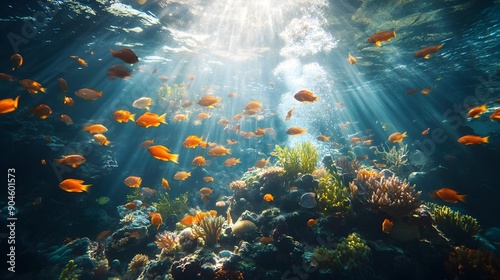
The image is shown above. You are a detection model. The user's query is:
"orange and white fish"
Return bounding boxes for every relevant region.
[132,97,153,110]
[348,52,357,64]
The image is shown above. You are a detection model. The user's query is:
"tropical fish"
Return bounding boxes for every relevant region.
[0,96,20,114]
[96,230,111,241]
[83,124,108,134]
[174,171,191,180]
[367,30,396,47]
[255,158,269,168]
[11,54,23,70]
[124,202,137,210]
[180,215,195,226]
[173,113,189,122]
[457,135,488,145]
[196,112,210,120]
[307,218,318,227]
[70,55,87,66]
[294,90,318,102]
[192,156,206,166]
[215,201,226,207]
[74,88,102,101]
[124,176,142,188]
[60,114,73,125]
[224,158,241,167]
[57,78,68,92]
[41,159,46,165]
[429,188,466,203]
[183,135,203,148]
[286,126,307,135]
[148,212,162,230]
[414,45,443,59]
[112,110,136,123]
[107,64,132,80]
[382,219,393,234]
[136,112,167,128]
[285,108,294,121]
[161,178,170,190]
[421,87,432,95]
[259,236,274,244]
[96,196,110,205]
[490,109,500,121]
[198,96,221,108]
[140,139,155,148]
[110,48,139,64]
[64,96,75,107]
[20,79,46,94]
[254,128,266,136]
[140,187,157,199]
[208,146,231,156]
[299,192,317,208]
[30,104,52,119]
[199,187,213,202]
[362,140,372,145]
[0,73,13,81]
[203,176,214,182]
[55,155,86,168]
[227,92,237,98]
[467,104,487,118]
[422,128,430,135]
[133,97,153,110]
[59,179,91,193]
[148,145,179,163]
[263,194,274,202]
[388,132,407,143]
[317,135,330,142]
[93,134,110,146]
[347,52,357,64]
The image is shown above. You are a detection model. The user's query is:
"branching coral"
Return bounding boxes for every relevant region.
[155,231,179,251]
[335,157,362,175]
[313,233,371,273]
[275,142,319,180]
[192,215,226,247]
[372,143,408,174]
[446,246,500,279]
[128,254,149,273]
[153,192,189,219]
[349,169,422,218]
[314,167,352,214]
[425,202,482,245]
[259,166,286,184]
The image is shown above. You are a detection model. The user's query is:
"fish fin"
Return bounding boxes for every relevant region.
[98,91,103,97]
[375,41,381,47]
[168,153,179,164]
[393,30,396,37]
[81,184,91,192]
[145,106,150,111]
[72,164,78,168]
[129,114,136,122]
[158,113,167,124]
[483,136,489,143]
[387,38,391,42]
[109,48,116,56]
[227,148,232,155]
[424,54,430,59]
[13,96,20,108]
[459,194,467,203]
[481,104,487,110]
[40,87,46,93]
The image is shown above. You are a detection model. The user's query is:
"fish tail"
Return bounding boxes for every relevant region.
[459,194,467,203]
[483,136,489,143]
[129,113,136,122]
[98,91,103,97]
[156,224,160,230]
[227,148,232,155]
[81,184,92,192]
[392,30,396,37]
[109,48,116,56]
[168,153,179,164]
[40,87,46,93]
[13,96,20,108]
[481,104,487,110]
[158,113,167,124]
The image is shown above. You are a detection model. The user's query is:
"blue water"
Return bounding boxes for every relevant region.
[0,0,499,279]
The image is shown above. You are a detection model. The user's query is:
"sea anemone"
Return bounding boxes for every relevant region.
[192,215,225,247]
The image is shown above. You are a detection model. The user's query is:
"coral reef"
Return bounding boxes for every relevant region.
[445,246,500,279]
[59,259,78,280]
[258,166,286,185]
[128,254,149,274]
[155,231,179,256]
[192,214,226,247]
[275,142,319,181]
[425,202,482,246]
[349,169,422,218]
[314,167,352,214]
[231,220,258,238]
[372,143,408,175]
[335,157,362,175]
[153,192,189,220]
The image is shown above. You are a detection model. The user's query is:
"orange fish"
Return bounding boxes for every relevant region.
[124,201,137,210]
[180,215,195,226]
[307,218,318,227]
[255,158,269,168]
[20,79,46,94]
[199,187,213,202]
[140,139,155,148]
[59,179,91,193]
[148,145,179,163]
[112,110,136,123]
[362,140,373,145]
[83,124,108,134]
[136,112,167,128]
[285,108,294,121]
[196,112,210,120]
[429,188,466,203]
[414,45,443,59]
[232,114,243,121]
[226,139,238,145]
[183,135,203,148]
[55,155,86,168]
[60,114,73,125]
[259,236,274,244]
[294,90,318,102]
[255,128,266,136]
[490,109,500,121]
[192,156,206,166]
[457,135,488,145]
[74,88,102,101]
[124,176,142,188]
[382,219,393,234]
[208,146,231,157]
[107,64,132,80]
[388,132,407,143]
[41,159,46,165]
[0,73,13,81]
[64,96,74,107]
[227,92,237,98]
[161,178,170,190]
[58,78,68,92]
[11,54,23,70]
[347,52,357,64]
[317,135,330,142]
[263,194,274,202]
[286,126,307,135]
[148,212,162,230]
[367,30,396,47]
[0,96,20,114]
[70,55,88,66]
[174,171,191,181]
[467,104,487,118]
[173,113,189,122]
[93,134,110,146]
[181,100,192,107]
[30,104,52,119]
[203,176,214,182]
[224,158,241,166]
[198,96,221,108]
[350,137,362,144]
[422,128,430,135]
[244,100,263,111]
[110,48,139,64]
[96,230,111,241]
[421,87,432,95]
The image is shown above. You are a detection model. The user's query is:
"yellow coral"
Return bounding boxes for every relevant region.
[315,167,352,214]
[127,254,149,272]
[275,142,318,181]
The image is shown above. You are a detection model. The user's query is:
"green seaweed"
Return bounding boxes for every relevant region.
[316,169,352,214]
[126,188,141,202]
[373,143,408,175]
[153,192,189,218]
[275,142,319,181]
[59,259,78,280]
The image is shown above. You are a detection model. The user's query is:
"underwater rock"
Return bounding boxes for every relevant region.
[232,220,258,239]
[137,258,173,280]
[238,210,261,224]
[408,166,458,194]
[293,174,318,191]
[390,222,421,242]
[171,256,201,280]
